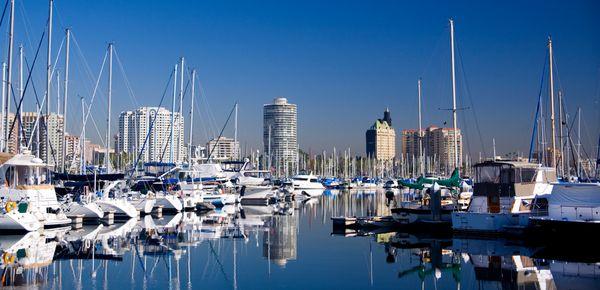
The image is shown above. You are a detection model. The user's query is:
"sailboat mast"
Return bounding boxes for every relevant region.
[62,28,70,172]
[417,77,424,176]
[577,107,581,177]
[170,63,178,163]
[188,69,196,163]
[178,57,184,163]
[81,97,85,174]
[449,18,459,170]
[1,62,6,152]
[17,44,23,151]
[3,0,14,153]
[558,90,564,176]
[45,0,53,162]
[234,102,238,159]
[548,36,557,168]
[106,43,113,173]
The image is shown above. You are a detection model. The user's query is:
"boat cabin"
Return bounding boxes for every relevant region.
[470,161,556,214]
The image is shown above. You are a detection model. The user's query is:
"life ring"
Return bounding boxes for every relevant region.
[4,201,17,213]
[2,252,15,264]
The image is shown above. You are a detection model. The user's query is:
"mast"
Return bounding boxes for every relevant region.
[45,0,53,162]
[170,63,178,163]
[268,125,271,171]
[17,44,23,151]
[417,77,424,176]
[449,18,459,170]
[105,43,113,173]
[577,107,581,177]
[188,69,195,163]
[558,90,564,176]
[62,29,70,172]
[178,57,184,163]
[548,36,557,168]
[3,0,15,153]
[234,102,238,159]
[1,62,5,152]
[81,97,85,174]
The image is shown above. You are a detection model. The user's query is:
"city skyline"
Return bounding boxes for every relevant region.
[3,0,599,159]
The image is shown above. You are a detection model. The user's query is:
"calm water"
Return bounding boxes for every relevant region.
[1,189,599,289]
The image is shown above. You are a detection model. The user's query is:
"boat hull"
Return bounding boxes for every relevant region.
[0,212,42,232]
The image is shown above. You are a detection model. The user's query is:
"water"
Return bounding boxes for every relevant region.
[1,189,599,289]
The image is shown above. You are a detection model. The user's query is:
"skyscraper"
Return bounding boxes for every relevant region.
[401,126,462,174]
[117,107,184,163]
[366,109,396,160]
[263,97,298,175]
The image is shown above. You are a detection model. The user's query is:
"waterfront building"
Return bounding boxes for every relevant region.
[117,107,184,163]
[263,97,298,175]
[402,125,463,173]
[206,137,239,160]
[1,112,64,166]
[366,109,396,160]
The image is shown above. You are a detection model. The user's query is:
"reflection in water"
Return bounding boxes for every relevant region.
[1,189,598,289]
[263,215,298,267]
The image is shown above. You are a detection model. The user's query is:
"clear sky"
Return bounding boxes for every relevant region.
[4,0,599,159]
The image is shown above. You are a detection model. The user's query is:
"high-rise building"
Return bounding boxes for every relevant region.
[263,97,298,175]
[117,107,184,163]
[366,109,396,160]
[1,112,64,166]
[40,113,64,166]
[402,126,462,173]
[206,137,239,160]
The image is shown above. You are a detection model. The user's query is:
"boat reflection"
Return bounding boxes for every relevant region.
[0,189,597,289]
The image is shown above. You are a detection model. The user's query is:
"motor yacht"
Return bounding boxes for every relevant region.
[291,174,324,190]
[0,151,71,228]
[451,160,555,234]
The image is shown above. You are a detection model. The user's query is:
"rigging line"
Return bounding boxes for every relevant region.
[130,69,175,177]
[7,25,46,146]
[81,50,108,136]
[206,241,230,283]
[71,33,109,110]
[455,39,486,157]
[113,48,140,108]
[0,0,8,30]
[22,57,59,165]
[206,103,237,161]
[198,82,218,139]
[528,51,548,162]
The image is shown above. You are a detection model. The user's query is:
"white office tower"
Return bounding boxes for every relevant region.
[118,107,184,163]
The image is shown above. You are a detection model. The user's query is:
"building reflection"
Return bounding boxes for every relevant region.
[262,214,298,267]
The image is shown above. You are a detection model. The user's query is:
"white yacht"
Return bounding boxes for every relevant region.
[154,191,184,212]
[452,160,556,234]
[529,182,600,234]
[95,180,139,218]
[0,151,71,227]
[239,185,275,205]
[128,191,157,215]
[291,174,325,190]
[61,191,105,221]
[0,200,42,232]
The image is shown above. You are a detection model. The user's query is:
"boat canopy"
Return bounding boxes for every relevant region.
[548,183,600,207]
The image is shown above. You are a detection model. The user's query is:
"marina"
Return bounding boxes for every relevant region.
[0,0,599,289]
[2,189,599,289]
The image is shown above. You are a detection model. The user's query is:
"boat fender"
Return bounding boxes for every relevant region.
[5,201,17,213]
[2,252,15,264]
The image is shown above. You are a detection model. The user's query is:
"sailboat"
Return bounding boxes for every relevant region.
[391,19,463,226]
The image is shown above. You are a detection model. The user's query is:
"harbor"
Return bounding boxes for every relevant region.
[1,189,599,289]
[1,0,599,289]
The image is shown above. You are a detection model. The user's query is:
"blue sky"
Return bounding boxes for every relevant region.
[4,0,599,158]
